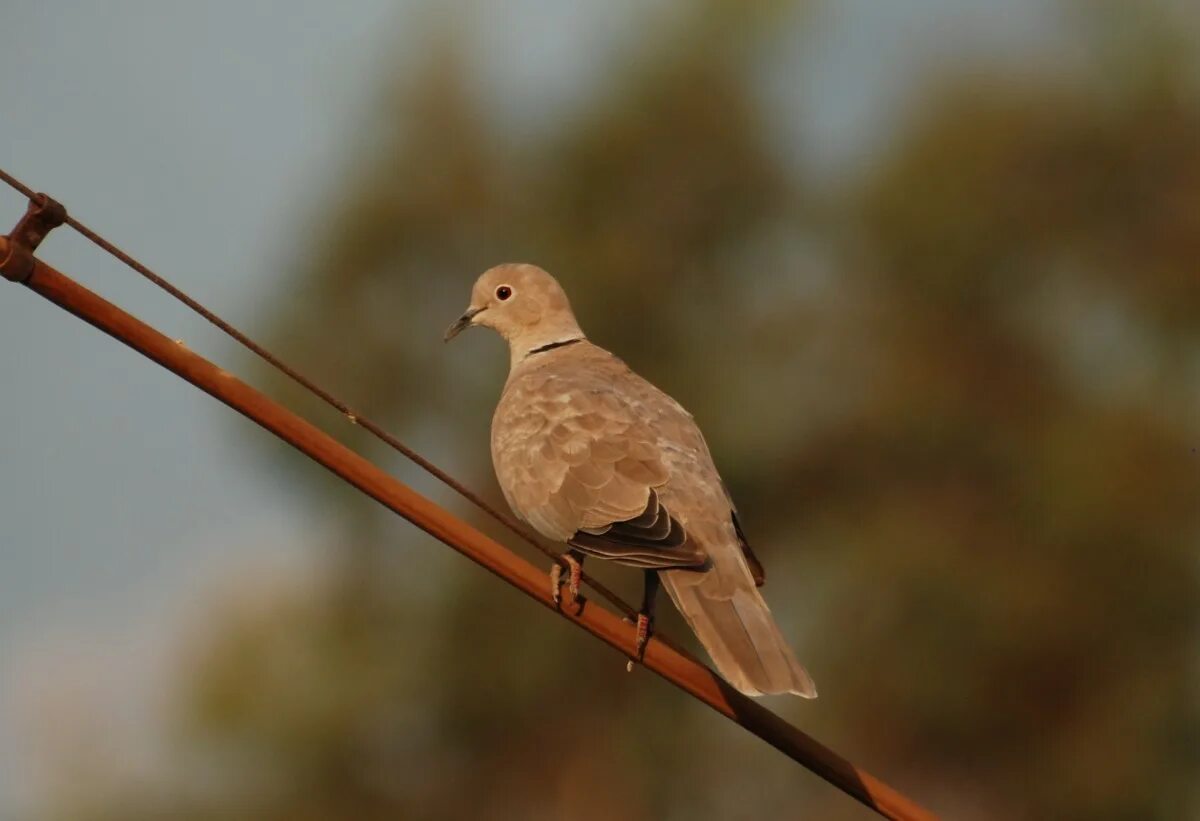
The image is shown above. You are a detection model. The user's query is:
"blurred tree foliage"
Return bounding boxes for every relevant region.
[56,2,1199,820]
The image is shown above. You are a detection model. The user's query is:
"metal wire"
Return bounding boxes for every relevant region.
[0,167,639,620]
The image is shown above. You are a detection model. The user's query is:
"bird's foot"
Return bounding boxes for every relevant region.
[567,555,582,600]
[625,613,654,673]
[550,562,563,606]
[550,553,583,608]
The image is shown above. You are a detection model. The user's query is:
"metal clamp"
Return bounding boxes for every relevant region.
[1,193,67,283]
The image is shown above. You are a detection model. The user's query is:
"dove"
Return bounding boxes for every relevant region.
[445,263,816,697]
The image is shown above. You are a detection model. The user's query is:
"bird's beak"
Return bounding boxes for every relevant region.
[444,306,485,342]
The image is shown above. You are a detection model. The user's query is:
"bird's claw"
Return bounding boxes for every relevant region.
[626,613,653,672]
[550,562,563,606]
[567,556,582,600]
[550,554,583,609]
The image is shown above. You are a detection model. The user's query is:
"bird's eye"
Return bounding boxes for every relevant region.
[495,286,513,301]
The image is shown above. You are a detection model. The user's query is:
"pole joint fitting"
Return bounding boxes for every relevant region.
[1,193,67,283]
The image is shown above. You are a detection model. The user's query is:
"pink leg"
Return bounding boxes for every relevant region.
[625,616,653,673]
[549,562,563,606]
[626,571,659,672]
[550,552,584,607]
[635,613,651,656]
[567,555,582,601]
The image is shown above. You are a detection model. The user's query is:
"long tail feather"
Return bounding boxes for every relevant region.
[661,569,817,698]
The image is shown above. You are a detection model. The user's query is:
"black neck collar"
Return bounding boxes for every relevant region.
[526,337,583,357]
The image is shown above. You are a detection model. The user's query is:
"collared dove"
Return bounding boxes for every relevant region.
[445,263,816,698]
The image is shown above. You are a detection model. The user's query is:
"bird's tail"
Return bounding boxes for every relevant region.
[661,569,817,698]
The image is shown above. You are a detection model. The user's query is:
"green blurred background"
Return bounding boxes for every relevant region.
[1,1,1198,819]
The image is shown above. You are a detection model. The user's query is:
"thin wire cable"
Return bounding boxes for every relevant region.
[0,167,639,620]
[0,169,34,199]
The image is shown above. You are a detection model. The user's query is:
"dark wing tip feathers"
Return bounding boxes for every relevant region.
[569,490,709,570]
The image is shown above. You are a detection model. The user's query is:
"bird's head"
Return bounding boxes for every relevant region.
[444,263,585,358]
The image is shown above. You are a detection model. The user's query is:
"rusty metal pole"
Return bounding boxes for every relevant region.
[0,229,938,821]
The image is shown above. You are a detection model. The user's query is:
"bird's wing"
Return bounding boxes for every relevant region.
[492,361,708,570]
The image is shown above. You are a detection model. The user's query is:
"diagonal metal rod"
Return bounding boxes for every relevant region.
[0,236,937,821]
[0,168,637,622]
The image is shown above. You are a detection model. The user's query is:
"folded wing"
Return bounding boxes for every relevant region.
[493,383,707,570]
